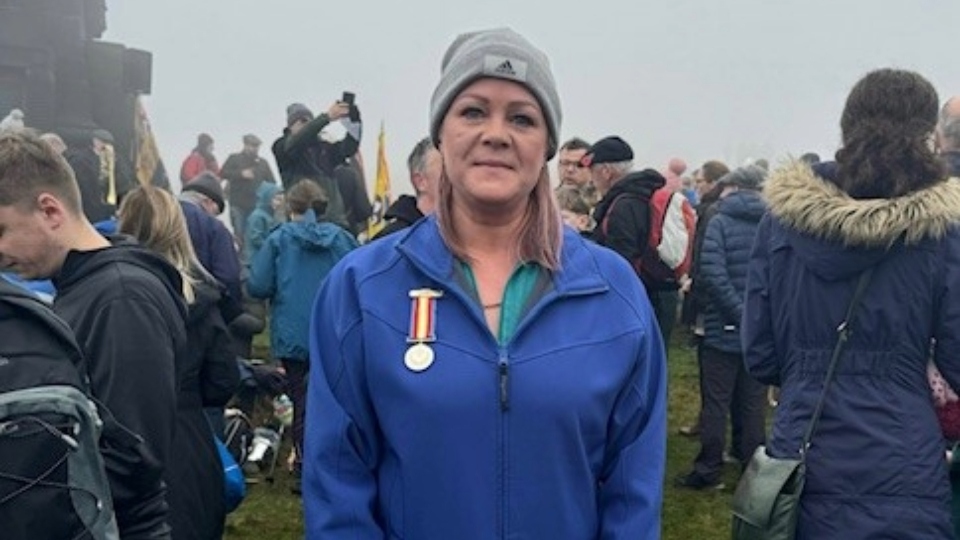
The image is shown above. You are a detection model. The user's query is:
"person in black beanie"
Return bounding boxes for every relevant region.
[588,135,681,343]
[181,171,226,216]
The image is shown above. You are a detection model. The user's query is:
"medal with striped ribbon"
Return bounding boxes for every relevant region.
[405,288,443,372]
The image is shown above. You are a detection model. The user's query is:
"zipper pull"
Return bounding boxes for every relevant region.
[499,361,510,412]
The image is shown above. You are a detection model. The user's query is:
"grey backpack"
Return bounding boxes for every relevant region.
[0,280,120,540]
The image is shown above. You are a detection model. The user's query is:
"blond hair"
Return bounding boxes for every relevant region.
[436,164,563,270]
[118,186,209,303]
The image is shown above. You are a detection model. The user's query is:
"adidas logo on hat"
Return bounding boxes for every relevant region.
[494,59,515,76]
[483,55,527,81]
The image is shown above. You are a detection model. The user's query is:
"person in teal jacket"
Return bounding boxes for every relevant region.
[247,179,357,487]
[304,28,667,539]
[243,181,283,265]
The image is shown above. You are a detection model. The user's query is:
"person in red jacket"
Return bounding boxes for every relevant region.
[180,133,220,184]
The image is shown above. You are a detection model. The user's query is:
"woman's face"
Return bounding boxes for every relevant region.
[438,78,548,212]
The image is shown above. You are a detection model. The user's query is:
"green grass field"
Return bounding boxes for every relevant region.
[225,331,740,539]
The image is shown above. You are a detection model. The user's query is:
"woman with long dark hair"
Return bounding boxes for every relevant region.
[743,69,960,538]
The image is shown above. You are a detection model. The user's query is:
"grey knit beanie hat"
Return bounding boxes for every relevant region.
[286,103,314,127]
[429,28,562,158]
[718,165,766,191]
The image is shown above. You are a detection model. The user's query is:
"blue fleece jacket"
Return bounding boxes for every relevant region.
[304,216,667,539]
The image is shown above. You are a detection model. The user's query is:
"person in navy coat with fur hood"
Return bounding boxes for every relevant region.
[743,69,960,539]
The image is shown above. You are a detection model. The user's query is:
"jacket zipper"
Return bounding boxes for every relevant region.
[497,347,509,540]
[499,359,510,411]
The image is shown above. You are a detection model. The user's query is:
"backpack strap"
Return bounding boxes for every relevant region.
[0,281,83,365]
[599,193,623,237]
[600,192,649,237]
[0,281,144,449]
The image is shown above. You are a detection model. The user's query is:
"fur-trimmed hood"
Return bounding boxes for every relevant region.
[763,160,960,280]
[765,161,960,247]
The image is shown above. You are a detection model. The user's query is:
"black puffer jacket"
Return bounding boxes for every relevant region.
[52,237,186,540]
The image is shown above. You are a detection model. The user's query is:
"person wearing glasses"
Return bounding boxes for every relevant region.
[555,136,598,208]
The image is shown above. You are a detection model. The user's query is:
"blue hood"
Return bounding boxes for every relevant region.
[284,211,349,251]
[255,182,283,212]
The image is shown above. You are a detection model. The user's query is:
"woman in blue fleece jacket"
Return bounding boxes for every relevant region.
[304,28,667,540]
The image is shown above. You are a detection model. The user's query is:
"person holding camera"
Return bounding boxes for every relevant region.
[271,96,362,230]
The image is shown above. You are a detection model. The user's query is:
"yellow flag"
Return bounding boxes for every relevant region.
[366,123,391,239]
[134,97,167,188]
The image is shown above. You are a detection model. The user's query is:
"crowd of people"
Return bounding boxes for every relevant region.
[3,24,960,540]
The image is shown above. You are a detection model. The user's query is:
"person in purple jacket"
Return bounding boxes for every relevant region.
[303,28,667,540]
[743,68,960,539]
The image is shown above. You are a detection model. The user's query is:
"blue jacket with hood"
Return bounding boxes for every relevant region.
[244,182,283,264]
[304,216,667,539]
[743,161,960,539]
[247,210,357,361]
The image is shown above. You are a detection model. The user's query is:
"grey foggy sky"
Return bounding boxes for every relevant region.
[104,0,960,195]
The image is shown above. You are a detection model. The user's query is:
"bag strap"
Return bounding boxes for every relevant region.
[799,267,875,458]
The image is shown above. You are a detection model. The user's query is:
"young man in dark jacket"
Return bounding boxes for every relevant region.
[272,100,361,229]
[0,131,185,539]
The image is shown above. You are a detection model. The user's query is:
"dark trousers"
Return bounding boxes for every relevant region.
[281,359,308,473]
[693,344,766,482]
[691,340,744,450]
[649,289,679,345]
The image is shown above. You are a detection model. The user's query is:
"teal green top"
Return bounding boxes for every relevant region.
[461,262,541,344]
